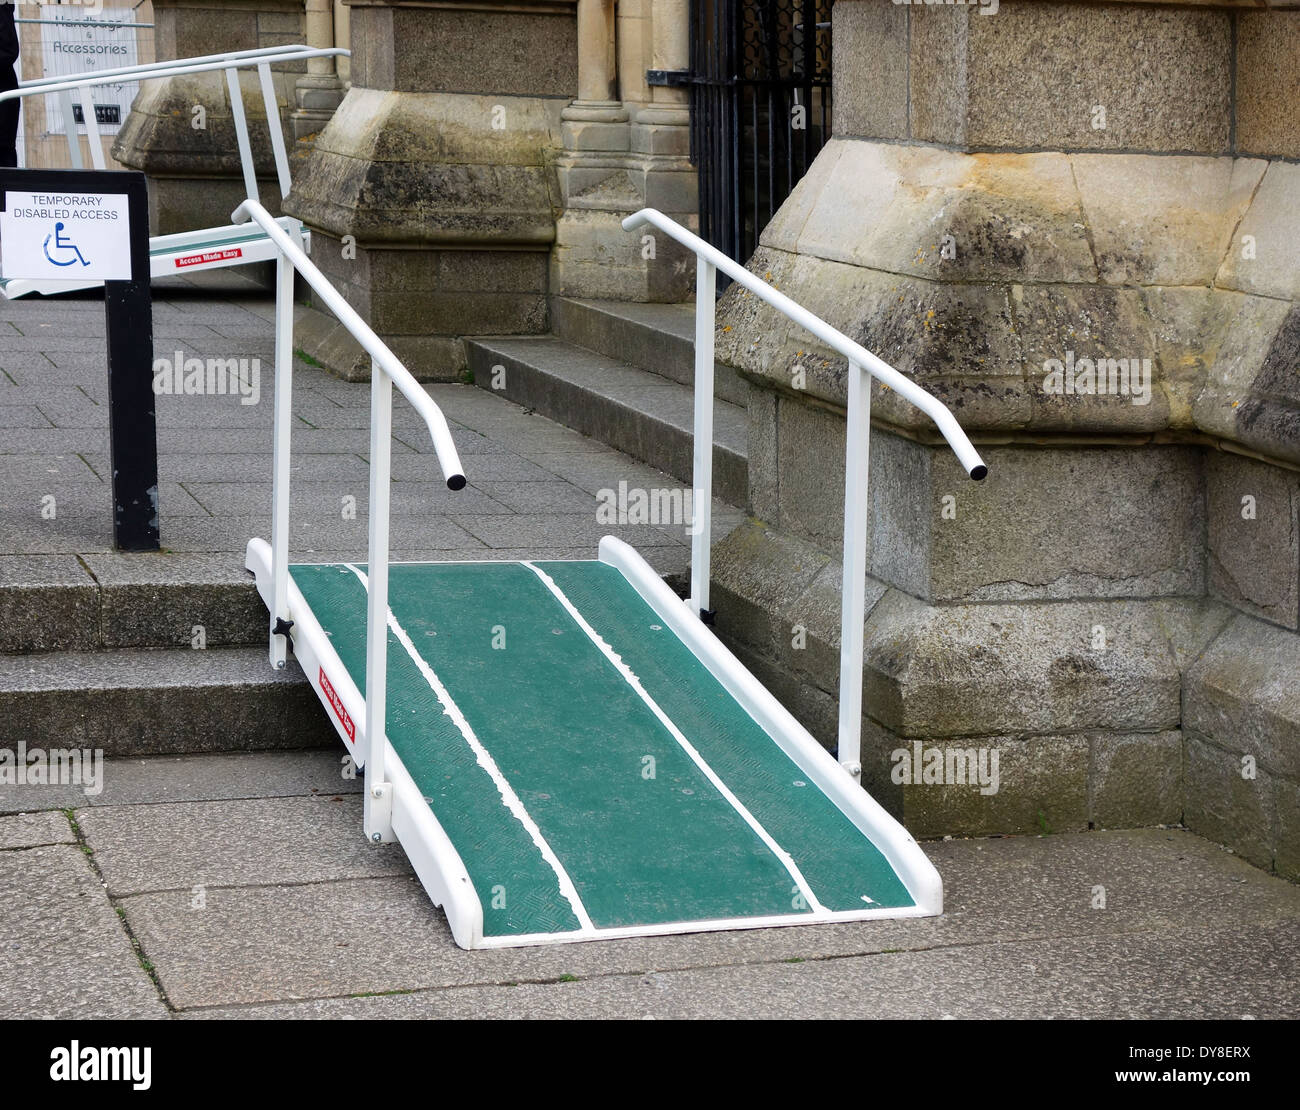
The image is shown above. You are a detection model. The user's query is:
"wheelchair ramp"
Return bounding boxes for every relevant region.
[247,537,941,949]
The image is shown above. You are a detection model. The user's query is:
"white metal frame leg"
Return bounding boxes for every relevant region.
[77,84,107,170]
[268,253,295,670]
[837,362,871,783]
[690,258,716,619]
[226,66,260,203]
[364,371,395,844]
[57,89,83,169]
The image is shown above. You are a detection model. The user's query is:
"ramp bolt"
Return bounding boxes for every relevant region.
[371,833,383,843]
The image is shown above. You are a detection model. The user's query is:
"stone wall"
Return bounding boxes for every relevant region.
[712,0,1300,880]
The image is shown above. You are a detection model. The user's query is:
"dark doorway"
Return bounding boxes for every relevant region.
[688,0,834,268]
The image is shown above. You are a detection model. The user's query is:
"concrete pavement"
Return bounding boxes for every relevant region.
[0,268,741,566]
[2,749,1298,1018]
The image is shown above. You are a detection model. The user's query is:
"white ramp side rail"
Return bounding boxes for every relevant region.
[231,197,467,846]
[621,208,989,786]
[0,46,349,297]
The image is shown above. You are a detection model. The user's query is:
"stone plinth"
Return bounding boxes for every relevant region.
[113,0,307,235]
[712,0,1300,880]
[283,0,576,378]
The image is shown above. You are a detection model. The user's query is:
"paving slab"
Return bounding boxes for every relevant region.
[452,512,684,550]
[0,454,99,482]
[149,452,372,483]
[2,518,114,554]
[0,405,55,428]
[472,480,601,515]
[0,428,110,454]
[182,481,511,519]
[402,452,558,484]
[3,366,110,390]
[79,795,409,896]
[1,480,207,520]
[0,336,114,352]
[0,384,109,408]
[0,810,74,849]
[523,450,697,494]
[158,513,488,557]
[0,751,361,815]
[154,428,412,455]
[0,845,167,1019]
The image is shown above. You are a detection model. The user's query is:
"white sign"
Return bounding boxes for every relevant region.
[40,6,141,138]
[0,190,132,282]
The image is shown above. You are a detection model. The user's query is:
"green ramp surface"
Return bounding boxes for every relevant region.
[291,559,914,940]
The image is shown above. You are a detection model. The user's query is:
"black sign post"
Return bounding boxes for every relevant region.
[0,169,158,551]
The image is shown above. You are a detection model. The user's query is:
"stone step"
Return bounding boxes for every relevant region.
[551,297,750,406]
[0,645,334,755]
[0,554,265,654]
[465,335,749,508]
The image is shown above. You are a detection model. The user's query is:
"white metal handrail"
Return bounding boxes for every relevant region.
[16,44,314,90]
[621,208,989,786]
[233,198,466,845]
[0,47,349,198]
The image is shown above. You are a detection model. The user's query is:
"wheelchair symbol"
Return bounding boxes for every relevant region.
[43,222,91,268]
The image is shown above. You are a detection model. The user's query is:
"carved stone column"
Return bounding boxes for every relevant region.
[552,0,696,302]
[292,0,345,141]
[561,0,628,151]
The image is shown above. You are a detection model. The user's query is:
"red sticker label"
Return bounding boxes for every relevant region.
[174,247,244,269]
[319,666,355,742]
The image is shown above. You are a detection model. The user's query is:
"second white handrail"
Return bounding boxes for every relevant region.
[1,47,349,195]
[622,207,989,787]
